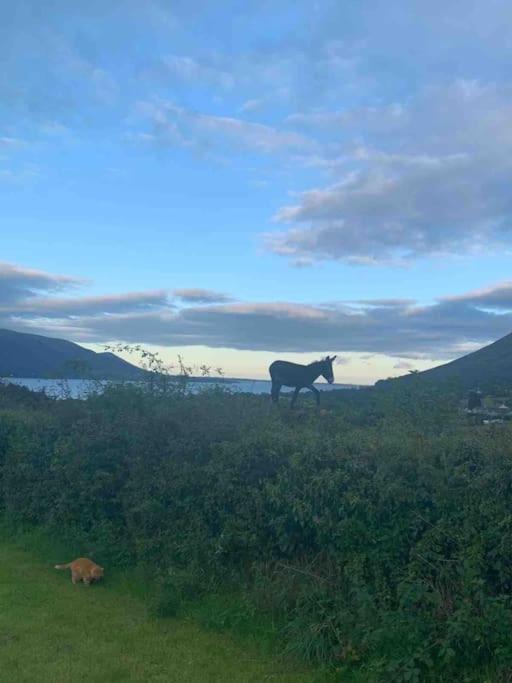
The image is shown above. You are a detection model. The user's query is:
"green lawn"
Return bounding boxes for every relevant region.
[0,539,318,683]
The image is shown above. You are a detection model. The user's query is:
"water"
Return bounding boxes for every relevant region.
[1,377,359,399]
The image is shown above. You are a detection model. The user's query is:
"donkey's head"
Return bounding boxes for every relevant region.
[320,355,337,384]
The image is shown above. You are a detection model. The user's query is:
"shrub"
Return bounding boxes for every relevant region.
[1,381,511,679]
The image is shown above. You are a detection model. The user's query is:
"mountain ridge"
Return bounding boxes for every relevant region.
[0,328,147,379]
[378,331,512,390]
[0,328,360,385]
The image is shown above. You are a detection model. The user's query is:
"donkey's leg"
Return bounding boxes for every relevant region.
[290,387,301,409]
[271,381,281,403]
[308,385,320,407]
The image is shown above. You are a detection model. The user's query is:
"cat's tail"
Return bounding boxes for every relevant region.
[54,563,71,570]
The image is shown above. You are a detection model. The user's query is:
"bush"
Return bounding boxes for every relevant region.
[1,381,511,680]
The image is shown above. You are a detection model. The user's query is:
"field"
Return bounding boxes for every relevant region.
[0,529,318,682]
[1,379,512,681]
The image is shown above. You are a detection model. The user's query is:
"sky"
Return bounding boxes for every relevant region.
[2,0,512,383]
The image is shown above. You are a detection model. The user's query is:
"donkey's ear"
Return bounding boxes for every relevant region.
[330,355,337,361]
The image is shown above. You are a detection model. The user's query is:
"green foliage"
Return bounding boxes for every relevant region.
[103,343,225,395]
[0,533,314,682]
[1,380,512,680]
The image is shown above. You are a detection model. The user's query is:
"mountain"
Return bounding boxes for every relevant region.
[0,328,147,379]
[377,331,512,390]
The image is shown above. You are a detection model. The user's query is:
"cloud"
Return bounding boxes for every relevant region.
[239,98,265,113]
[441,282,512,310]
[0,262,84,304]
[0,137,27,148]
[3,261,512,365]
[393,360,414,370]
[161,55,234,89]
[268,81,512,264]
[0,261,172,333]
[352,298,417,307]
[0,19,119,125]
[172,288,232,304]
[11,293,512,361]
[198,115,308,153]
[3,291,171,318]
[286,111,349,128]
[135,101,312,155]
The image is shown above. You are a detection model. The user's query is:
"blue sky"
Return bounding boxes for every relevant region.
[3,0,512,383]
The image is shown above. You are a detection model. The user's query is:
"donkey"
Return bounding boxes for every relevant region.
[269,356,337,408]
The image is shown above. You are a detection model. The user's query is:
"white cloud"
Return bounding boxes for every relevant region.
[0,137,27,148]
[4,291,171,317]
[197,114,309,152]
[172,288,232,304]
[393,360,414,370]
[352,298,417,307]
[0,262,84,304]
[441,282,512,309]
[3,261,512,362]
[135,101,313,155]
[268,81,512,264]
[161,55,235,89]
[239,98,265,113]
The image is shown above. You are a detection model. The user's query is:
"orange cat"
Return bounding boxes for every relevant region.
[55,558,104,585]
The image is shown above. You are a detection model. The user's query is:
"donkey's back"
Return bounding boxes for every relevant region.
[269,360,310,387]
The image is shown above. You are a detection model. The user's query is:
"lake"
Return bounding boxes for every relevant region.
[1,377,360,399]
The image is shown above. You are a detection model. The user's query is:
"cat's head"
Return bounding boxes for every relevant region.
[92,565,104,580]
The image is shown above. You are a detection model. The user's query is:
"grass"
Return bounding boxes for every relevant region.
[0,531,323,683]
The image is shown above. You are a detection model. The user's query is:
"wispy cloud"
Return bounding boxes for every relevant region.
[351,298,417,307]
[161,55,234,89]
[441,282,512,309]
[239,98,265,113]
[393,360,414,370]
[0,262,84,304]
[0,137,27,148]
[267,82,512,264]
[172,288,233,304]
[135,101,313,155]
[2,262,512,363]
[32,297,509,359]
[4,291,171,318]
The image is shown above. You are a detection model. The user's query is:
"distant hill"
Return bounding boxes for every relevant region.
[377,331,512,390]
[0,328,147,379]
